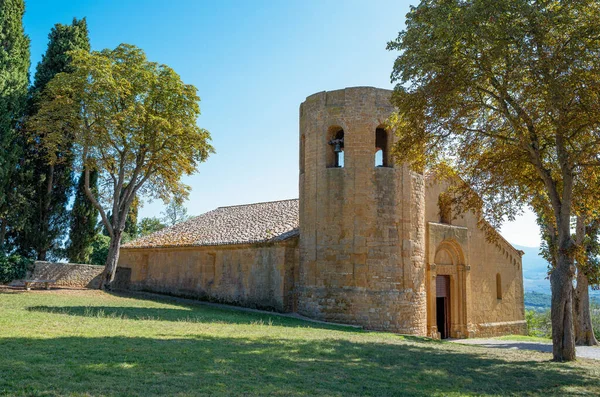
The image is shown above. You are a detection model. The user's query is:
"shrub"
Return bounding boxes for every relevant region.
[527,305,600,340]
[592,303,600,341]
[90,234,110,266]
[526,309,552,338]
[0,252,33,284]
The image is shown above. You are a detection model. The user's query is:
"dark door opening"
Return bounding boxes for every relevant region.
[436,275,450,339]
[436,297,448,339]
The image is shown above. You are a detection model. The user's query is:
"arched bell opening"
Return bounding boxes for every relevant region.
[327,126,344,168]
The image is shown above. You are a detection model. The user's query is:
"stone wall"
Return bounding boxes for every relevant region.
[22,261,103,288]
[298,87,427,334]
[118,238,299,312]
[475,320,528,338]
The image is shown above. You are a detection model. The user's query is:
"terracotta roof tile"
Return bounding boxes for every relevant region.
[123,199,299,249]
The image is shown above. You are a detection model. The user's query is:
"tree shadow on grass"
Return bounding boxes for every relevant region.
[26,304,361,333]
[0,335,597,396]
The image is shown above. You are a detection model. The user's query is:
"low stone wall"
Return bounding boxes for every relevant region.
[13,261,104,289]
[475,320,528,338]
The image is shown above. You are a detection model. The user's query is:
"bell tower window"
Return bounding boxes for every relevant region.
[375,127,391,167]
[327,126,344,168]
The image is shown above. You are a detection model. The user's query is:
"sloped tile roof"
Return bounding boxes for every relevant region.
[123,199,299,249]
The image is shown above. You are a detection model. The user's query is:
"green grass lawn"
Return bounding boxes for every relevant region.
[494,335,552,343]
[0,289,599,396]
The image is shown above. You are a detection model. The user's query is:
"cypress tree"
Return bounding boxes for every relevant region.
[18,18,90,260]
[124,196,139,238]
[66,170,99,263]
[0,0,30,249]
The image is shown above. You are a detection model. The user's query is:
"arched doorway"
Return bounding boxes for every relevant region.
[427,239,469,339]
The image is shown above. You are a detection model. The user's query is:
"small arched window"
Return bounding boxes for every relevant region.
[327,126,344,168]
[438,193,452,224]
[496,273,502,300]
[375,127,391,167]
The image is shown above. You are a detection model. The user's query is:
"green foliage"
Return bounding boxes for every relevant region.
[0,250,31,283]
[30,43,214,285]
[592,303,600,340]
[578,218,600,287]
[66,170,99,263]
[124,196,139,237]
[0,0,30,247]
[89,234,109,266]
[17,18,90,260]
[30,18,90,95]
[138,217,166,237]
[526,309,552,338]
[387,0,600,230]
[526,306,600,340]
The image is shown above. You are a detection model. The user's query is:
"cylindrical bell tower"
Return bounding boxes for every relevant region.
[297,86,427,335]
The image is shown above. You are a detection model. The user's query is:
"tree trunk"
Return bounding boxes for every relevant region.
[37,165,54,261]
[37,249,47,261]
[550,249,576,361]
[574,270,599,346]
[99,231,122,290]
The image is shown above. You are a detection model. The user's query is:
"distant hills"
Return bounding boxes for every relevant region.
[525,291,600,311]
[514,244,600,303]
[513,244,552,293]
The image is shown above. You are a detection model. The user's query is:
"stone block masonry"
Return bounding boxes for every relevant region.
[298,87,428,334]
[15,261,104,289]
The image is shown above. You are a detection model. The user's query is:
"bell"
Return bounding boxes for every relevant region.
[333,142,342,153]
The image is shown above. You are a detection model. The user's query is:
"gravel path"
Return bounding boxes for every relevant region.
[451,338,600,360]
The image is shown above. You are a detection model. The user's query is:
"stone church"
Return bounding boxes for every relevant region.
[119,87,526,339]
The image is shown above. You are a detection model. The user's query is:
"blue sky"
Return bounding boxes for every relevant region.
[23,0,541,247]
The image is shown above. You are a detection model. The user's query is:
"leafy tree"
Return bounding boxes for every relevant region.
[138,217,166,237]
[0,0,30,249]
[31,44,214,288]
[17,18,90,260]
[387,0,600,361]
[66,170,99,263]
[89,234,109,266]
[161,198,189,226]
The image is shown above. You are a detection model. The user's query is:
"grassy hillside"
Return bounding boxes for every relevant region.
[0,288,599,396]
